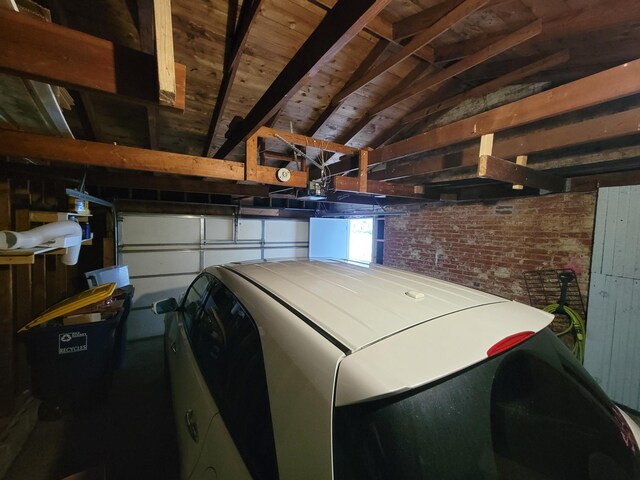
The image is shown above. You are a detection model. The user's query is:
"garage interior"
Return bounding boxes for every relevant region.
[1,0,640,477]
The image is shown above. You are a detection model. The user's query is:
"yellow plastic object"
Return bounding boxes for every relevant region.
[19,282,117,332]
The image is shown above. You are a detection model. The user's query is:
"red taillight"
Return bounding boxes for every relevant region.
[487,331,535,357]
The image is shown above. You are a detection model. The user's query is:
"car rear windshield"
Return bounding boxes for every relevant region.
[334,328,640,480]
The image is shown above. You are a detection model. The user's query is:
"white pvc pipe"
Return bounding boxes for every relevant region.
[0,221,83,265]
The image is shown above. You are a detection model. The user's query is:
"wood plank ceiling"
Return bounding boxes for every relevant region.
[2,0,640,202]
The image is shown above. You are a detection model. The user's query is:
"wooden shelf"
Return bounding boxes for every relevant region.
[0,210,94,264]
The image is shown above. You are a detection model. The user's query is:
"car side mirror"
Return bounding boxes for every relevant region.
[152,297,179,315]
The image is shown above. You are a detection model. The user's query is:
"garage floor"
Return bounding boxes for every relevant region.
[5,337,179,480]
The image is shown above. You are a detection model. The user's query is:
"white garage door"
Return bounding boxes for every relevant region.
[118,213,309,339]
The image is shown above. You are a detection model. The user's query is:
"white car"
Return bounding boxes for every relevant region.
[156,260,640,480]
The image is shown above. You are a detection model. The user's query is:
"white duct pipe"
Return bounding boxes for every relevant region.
[0,221,83,265]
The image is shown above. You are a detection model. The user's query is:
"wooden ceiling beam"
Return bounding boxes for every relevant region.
[203,0,262,156]
[570,169,640,192]
[331,0,489,105]
[214,0,392,159]
[435,0,640,64]
[0,9,186,110]
[0,130,245,181]
[371,107,640,181]
[370,58,640,164]
[311,0,436,63]
[333,176,425,198]
[400,50,570,127]
[477,154,565,191]
[393,0,465,41]
[305,37,389,137]
[137,0,160,149]
[371,20,542,115]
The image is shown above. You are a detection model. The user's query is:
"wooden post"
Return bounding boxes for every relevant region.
[245,133,259,182]
[479,133,494,157]
[153,0,176,106]
[358,150,369,193]
[512,155,528,190]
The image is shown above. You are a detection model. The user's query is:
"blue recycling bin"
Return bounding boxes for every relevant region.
[21,310,122,415]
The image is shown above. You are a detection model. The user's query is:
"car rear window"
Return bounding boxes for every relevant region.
[334,328,640,480]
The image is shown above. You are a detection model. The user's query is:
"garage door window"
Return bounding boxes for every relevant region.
[190,280,278,480]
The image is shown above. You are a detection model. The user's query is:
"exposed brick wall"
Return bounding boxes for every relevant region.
[384,192,596,305]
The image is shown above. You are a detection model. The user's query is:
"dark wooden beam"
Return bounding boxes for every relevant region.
[370,58,640,164]
[393,0,465,41]
[214,0,392,159]
[137,0,160,149]
[203,0,262,156]
[371,20,542,115]
[0,179,13,415]
[371,106,640,181]
[477,154,565,191]
[0,9,186,110]
[0,130,245,180]
[400,50,570,127]
[312,0,436,63]
[570,169,640,192]
[332,0,489,105]
[306,37,389,137]
[435,0,640,64]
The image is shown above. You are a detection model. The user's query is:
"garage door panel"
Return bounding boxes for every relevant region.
[237,219,262,241]
[122,250,200,277]
[205,217,233,241]
[120,215,201,244]
[265,220,308,242]
[203,248,262,266]
[264,247,308,260]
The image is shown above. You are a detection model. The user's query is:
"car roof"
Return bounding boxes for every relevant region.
[218,259,508,352]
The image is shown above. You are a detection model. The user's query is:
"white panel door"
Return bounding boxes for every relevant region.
[309,218,349,259]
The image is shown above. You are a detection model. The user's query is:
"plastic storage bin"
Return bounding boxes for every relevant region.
[84,265,130,288]
[21,311,121,416]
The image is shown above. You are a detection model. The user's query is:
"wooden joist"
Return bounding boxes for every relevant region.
[0,9,186,110]
[203,0,263,156]
[570,170,640,192]
[370,58,640,164]
[306,38,389,137]
[371,20,542,115]
[312,0,435,63]
[392,0,465,41]
[477,155,566,191]
[370,107,640,181]
[331,0,489,105]
[400,50,570,127]
[0,130,244,180]
[214,0,392,158]
[333,176,425,198]
[257,127,359,155]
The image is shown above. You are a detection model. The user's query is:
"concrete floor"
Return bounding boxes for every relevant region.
[5,337,179,480]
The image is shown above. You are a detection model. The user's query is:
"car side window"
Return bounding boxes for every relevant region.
[181,273,214,333]
[190,281,278,480]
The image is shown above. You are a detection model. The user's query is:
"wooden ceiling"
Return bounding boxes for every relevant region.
[1,0,640,203]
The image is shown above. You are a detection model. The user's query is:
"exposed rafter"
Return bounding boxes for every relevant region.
[203,0,263,156]
[370,58,640,164]
[305,37,389,137]
[331,0,489,105]
[214,0,392,159]
[370,20,542,115]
